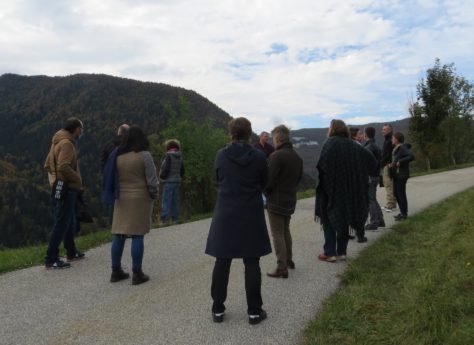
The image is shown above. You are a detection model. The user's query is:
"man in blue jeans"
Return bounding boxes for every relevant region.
[159,139,185,224]
[44,117,85,269]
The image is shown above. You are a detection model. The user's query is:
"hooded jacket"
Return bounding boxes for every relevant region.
[44,129,82,190]
[205,142,272,258]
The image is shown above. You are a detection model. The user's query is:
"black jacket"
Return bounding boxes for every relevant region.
[265,142,303,216]
[364,139,382,177]
[205,142,272,258]
[391,144,415,179]
[381,132,394,167]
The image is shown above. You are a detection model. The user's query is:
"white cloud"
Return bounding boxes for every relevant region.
[1,0,473,132]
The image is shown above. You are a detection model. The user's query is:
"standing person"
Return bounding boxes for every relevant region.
[100,124,129,172]
[364,126,385,230]
[315,120,374,262]
[389,133,415,221]
[101,124,129,224]
[349,126,367,242]
[253,131,275,158]
[381,124,397,211]
[350,126,363,144]
[265,125,303,278]
[43,117,85,269]
[205,117,271,325]
[159,139,184,224]
[103,125,158,285]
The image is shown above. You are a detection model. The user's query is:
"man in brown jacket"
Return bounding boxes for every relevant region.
[43,117,84,269]
[265,125,303,278]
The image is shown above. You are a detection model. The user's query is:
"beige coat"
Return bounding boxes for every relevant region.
[111,151,158,235]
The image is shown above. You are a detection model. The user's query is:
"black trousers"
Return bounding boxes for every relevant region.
[393,177,408,216]
[322,221,349,257]
[211,257,263,315]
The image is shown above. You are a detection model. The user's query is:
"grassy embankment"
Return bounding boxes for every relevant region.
[302,186,474,345]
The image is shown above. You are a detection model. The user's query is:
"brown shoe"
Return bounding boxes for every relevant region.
[266,268,288,278]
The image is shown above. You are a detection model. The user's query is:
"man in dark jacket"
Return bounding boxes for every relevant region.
[253,131,275,158]
[364,126,385,230]
[265,125,303,278]
[381,124,397,210]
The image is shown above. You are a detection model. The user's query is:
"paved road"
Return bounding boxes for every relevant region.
[1,167,473,345]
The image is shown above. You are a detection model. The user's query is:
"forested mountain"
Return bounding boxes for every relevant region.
[0,73,232,248]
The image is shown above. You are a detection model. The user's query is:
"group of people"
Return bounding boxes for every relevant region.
[42,115,413,325]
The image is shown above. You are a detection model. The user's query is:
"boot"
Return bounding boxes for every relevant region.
[110,267,130,283]
[132,268,150,285]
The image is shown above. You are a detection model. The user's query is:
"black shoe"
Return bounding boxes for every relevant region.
[394,214,407,221]
[348,234,356,240]
[249,309,267,325]
[212,312,225,323]
[67,251,85,261]
[110,267,130,283]
[377,220,386,227]
[45,260,71,269]
[365,223,378,230]
[357,236,368,243]
[132,268,150,285]
[287,260,295,269]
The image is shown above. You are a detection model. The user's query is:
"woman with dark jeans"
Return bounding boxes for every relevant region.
[389,132,415,220]
[205,117,271,325]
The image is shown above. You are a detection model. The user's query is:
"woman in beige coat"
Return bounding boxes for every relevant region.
[104,125,158,285]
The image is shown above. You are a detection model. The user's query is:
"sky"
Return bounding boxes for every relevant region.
[1,0,474,133]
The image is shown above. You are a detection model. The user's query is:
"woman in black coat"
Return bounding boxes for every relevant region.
[205,117,271,325]
[389,132,415,220]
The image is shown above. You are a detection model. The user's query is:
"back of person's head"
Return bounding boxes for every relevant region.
[328,119,349,138]
[63,117,83,133]
[121,125,149,152]
[229,117,252,141]
[271,125,290,144]
[349,126,360,139]
[165,139,181,151]
[393,132,405,143]
[117,124,129,136]
[364,126,376,139]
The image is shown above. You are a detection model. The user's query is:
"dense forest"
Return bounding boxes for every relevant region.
[0,73,232,248]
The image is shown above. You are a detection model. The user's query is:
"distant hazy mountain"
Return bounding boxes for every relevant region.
[291,118,410,179]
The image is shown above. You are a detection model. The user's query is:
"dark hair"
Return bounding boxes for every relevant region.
[121,125,149,152]
[383,124,393,130]
[393,132,405,143]
[63,117,83,133]
[229,117,252,141]
[165,139,180,150]
[328,119,349,138]
[364,126,376,139]
[349,127,360,139]
[271,124,290,143]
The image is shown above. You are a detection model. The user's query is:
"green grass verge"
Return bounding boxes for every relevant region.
[302,186,474,345]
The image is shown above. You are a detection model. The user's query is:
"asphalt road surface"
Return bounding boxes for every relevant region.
[1,167,473,345]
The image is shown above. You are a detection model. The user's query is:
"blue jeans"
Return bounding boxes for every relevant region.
[111,235,144,270]
[161,182,180,222]
[45,191,77,264]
